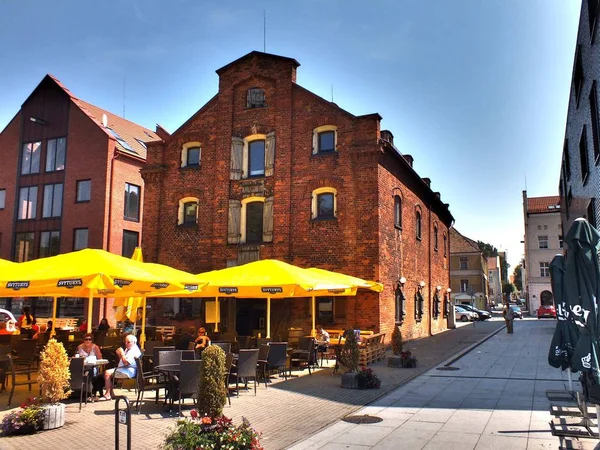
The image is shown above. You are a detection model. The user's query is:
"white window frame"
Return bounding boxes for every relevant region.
[242,134,267,179]
[311,187,337,219]
[460,279,469,292]
[460,256,468,270]
[538,235,548,249]
[178,196,199,225]
[240,196,265,243]
[312,125,338,154]
[540,262,550,277]
[180,141,202,168]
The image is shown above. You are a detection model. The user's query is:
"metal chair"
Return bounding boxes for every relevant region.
[134,357,167,413]
[290,337,316,376]
[181,350,195,360]
[211,342,232,353]
[223,352,234,405]
[15,339,38,370]
[157,350,182,367]
[176,360,202,416]
[68,357,89,411]
[237,336,253,349]
[152,346,175,369]
[6,354,38,406]
[256,344,270,388]
[235,349,259,396]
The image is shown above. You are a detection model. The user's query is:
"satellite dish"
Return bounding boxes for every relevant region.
[102,114,108,128]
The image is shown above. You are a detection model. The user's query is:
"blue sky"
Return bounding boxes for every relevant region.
[0,0,581,269]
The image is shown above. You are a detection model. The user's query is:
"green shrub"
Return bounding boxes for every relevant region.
[391,325,403,356]
[340,329,360,373]
[197,345,226,417]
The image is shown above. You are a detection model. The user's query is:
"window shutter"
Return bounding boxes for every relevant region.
[230,137,243,180]
[262,196,274,243]
[265,132,275,177]
[312,130,318,155]
[227,200,241,244]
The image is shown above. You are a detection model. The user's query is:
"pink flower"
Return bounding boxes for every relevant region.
[190,410,198,419]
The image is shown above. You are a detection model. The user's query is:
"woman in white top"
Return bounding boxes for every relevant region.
[77,333,102,359]
[100,334,141,401]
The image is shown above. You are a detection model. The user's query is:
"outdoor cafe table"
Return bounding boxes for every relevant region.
[155,363,180,412]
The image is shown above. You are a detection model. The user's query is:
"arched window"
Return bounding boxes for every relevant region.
[416,209,422,240]
[312,125,338,155]
[540,290,554,306]
[240,196,266,244]
[443,233,448,257]
[181,142,201,168]
[394,195,402,229]
[178,197,199,225]
[248,140,265,177]
[311,187,337,220]
[434,224,438,251]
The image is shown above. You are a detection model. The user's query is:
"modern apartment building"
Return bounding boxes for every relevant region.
[522,191,562,313]
[142,51,454,341]
[0,74,160,323]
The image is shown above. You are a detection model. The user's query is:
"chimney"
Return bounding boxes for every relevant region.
[381,130,394,145]
[423,177,431,188]
[434,192,441,200]
[403,154,414,167]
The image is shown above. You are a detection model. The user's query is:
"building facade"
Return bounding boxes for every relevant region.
[522,191,562,313]
[0,75,160,323]
[559,0,600,231]
[449,228,489,310]
[487,256,502,307]
[142,51,454,342]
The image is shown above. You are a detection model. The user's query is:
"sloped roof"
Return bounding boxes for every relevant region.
[46,74,160,159]
[450,228,481,254]
[216,51,300,74]
[526,196,561,214]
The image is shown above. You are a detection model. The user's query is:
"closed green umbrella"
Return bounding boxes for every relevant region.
[565,218,600,382]
[548,254,579,373]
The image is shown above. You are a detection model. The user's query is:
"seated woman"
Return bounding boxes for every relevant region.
[97,318,110,333]
[100,334,141,401]
[77,333,104,398]
[194,327,211,352]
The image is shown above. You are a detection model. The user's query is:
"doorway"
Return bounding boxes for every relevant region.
[236,299,266,337]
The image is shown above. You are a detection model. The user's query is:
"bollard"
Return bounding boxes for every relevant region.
[114,396,132,450]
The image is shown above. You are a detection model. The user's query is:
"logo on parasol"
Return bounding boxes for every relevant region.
[151,283,169,290]
[184,284,199,292]
[57,279,83,289]
[114,278,133,287]
[219,287,238,295]
[6,281,30,291]
[261,287,283,294]
[328,289,346,294]
[582,353,592,369]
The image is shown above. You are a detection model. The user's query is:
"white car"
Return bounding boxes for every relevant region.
[455,305,477,322]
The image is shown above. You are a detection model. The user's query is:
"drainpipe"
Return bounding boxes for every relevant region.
[105,150,119,319]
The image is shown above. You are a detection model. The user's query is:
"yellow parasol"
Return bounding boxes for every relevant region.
[113,247,145,323]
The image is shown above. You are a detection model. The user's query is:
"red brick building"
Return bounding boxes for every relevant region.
[142,52,454,341]
[0,74,160,323]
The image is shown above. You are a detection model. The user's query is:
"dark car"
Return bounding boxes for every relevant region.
[457,304,491,321]
[509,305,523,319]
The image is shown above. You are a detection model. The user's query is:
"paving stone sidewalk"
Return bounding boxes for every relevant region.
[289,319,593,450]
[0,320,504,450]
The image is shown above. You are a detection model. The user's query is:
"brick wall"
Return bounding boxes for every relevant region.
[0,116,20,259]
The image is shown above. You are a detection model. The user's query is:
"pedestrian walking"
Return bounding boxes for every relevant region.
[503,301,515,334]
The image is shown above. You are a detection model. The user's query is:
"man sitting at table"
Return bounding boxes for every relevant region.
[176,326,196,350]
[315,324,330,354]
[100,334,141,401]
[194,327,211,352]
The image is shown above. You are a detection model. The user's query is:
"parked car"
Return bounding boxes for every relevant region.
[455,306,478,322]
[509,305,523,319]
[456,304,492,321]
[516,298,526,306]
[537,304,557,319]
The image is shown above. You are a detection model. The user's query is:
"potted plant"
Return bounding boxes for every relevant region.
[340,329,361,389]
[357,367,381,389]
[388,325,403,368]
[401,350,418,368]
[0,398,44,436]
[197,345,227,417]
[38,338,71,430]
[162,412,262,449]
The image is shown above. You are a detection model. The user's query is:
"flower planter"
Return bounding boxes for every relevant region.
[42,403,65,430]
[387,355,403,368]
[402,357,417,368]
[341,372,360,389]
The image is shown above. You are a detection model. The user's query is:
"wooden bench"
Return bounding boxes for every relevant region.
[358,333,386,367]
[37,318,78,330]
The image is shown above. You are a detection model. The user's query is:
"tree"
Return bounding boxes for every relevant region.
[500,255,510,284]
[502,282,516,301]
[512,263,523,291]
[477,241,498,258]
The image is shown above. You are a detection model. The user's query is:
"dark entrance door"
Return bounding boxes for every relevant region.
[236,299,266,337]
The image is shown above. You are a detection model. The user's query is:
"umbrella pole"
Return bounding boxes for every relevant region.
[87,293,93,333]
[214,298,219,332]
[140,297,147,349]
[311,296,316,337]
[567,370,573,392]
[51,296,57,338]
[266,297,271,339]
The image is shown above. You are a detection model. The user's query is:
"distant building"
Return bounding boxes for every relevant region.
[487,256,502,306]
[449,228,489,310]
[558,0,600,231]
[0,74,160,323]
[522,191,562,314]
